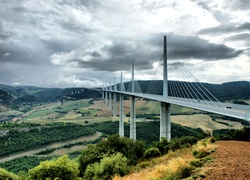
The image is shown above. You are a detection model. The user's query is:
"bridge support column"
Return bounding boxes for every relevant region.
[119,72,124,137]
[130,96,136,140]
[105,91,108,104]
[119,94,124,137]
[160,102,171,142]
[130,63,136,140]
[113,93,117,117]
[113,77,117,117]
[109,92,112,110]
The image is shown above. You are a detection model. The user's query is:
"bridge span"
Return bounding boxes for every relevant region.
[102,36,250,142]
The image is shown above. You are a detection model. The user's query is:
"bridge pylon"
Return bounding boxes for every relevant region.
[119,72,124,137]
[160,35,171,142]
[130,63,136,140]
[109,79,112,110]
[113,77,117,117]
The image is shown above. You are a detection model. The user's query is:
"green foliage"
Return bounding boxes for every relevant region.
[193,150,209,159]
[152,136,198,155]
[151,137,169,154]
[0,124,95,157]
[213,127,250,141]
[27,155,79,180]
[90,121,207,146]
[83,153,129,180]
[0,168,18,180]
[143,147,161,159]
[79,134,146,176]
[171,136,198,149]
[0,156,52,173]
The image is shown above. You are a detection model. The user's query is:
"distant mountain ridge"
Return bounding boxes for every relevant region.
[0,84,101,110]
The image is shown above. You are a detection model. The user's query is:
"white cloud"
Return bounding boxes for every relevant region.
[53,74,103,88]
[3,52,10,58]
[0,0,249,88]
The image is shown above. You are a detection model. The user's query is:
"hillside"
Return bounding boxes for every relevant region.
[122,80,250,102]
[0,89,19,110]
[0,84,101,104]
[202,141,250,179]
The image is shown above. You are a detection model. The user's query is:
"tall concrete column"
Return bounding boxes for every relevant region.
[160,102,171,141]
[105,82,108,104]
[102,83,104,99]
[119,72,124,137]
[113,77,117,117]
[119,94,124,137]
[160,35,171,142]
[130,63,136,140]
[130,96,136,139]
[109,80,112,110]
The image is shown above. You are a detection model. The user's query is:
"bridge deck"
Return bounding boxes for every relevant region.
[106,90,250,121]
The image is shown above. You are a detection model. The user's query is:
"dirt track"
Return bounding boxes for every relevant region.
[203,141,250,179]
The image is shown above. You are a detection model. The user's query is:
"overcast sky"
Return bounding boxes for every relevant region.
[0,0,250,88]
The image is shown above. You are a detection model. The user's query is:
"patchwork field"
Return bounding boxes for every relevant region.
[16,99,245,133]
[171,114,244,134]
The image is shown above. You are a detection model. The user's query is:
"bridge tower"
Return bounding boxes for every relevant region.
[119,72,124,137]
[113,77,117,117]
[160,35,171,141]
[130,63,136,140]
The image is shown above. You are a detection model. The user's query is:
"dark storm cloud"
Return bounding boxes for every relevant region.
[194,0,231,23]
[198,22,250,35]
[225,33,250,46]
[227,0,250,11]
[148,33,242,60]
[41,38,79,53]
[65,33,242,73]
[75,41,159,72]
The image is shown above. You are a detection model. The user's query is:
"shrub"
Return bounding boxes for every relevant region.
[0,168,18,180]
[27,155,79,180]
[143,147,161,159]
[151,137,169,154]
[83,153,129,180]
[79,134,146,175]
[209,136,216,143]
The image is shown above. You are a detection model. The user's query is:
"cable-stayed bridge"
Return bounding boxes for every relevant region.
[102,36,250,142]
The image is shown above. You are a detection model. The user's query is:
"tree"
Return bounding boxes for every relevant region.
[0,168,18,180]
[83,153,129,180]
[27,155,79,180]
[78,134,146,175]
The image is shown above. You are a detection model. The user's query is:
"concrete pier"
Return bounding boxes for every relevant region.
[160,35,171,142]
[119,73,124,137]
[130,64,136,140]
[113,77,117,117]
[160,102,171,141]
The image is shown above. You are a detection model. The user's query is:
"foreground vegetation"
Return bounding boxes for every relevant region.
[0,122,95,157]
[1,126,250,179]
[0,134,202,180]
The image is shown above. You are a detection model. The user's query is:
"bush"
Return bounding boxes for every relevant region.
[143,147,161,159]
[193,149,209,159]
[151,137,169,154]
[209,136,216,143]
[27,155,79,180]
[83,153,129,180]
[0,168,18,180]
[79,134,146,175]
